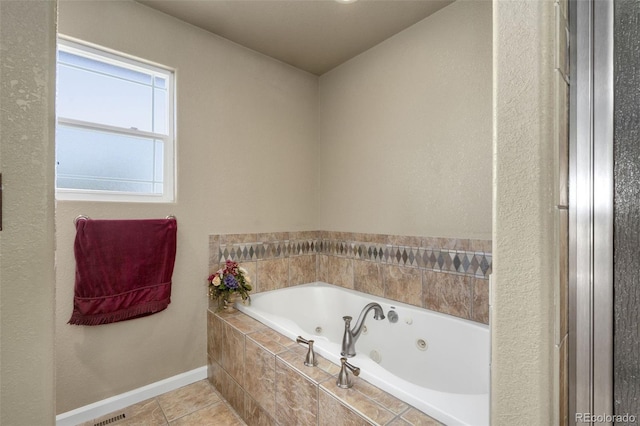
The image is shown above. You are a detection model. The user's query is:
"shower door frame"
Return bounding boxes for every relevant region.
[569,0,614,424]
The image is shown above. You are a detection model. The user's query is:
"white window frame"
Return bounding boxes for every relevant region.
[56,37,176,203]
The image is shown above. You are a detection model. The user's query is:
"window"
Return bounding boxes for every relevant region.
[56,38,175,202]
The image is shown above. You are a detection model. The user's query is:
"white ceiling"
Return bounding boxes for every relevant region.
[136,0,454,75]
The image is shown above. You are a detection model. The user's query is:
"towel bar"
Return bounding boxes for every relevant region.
[74,215,89,226]
[74,215,177,226]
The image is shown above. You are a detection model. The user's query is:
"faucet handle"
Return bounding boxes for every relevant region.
[336,357,360,389]
[296,336,318,367]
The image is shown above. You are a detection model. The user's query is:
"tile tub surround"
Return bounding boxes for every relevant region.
[208,308,443,426]
[209,232,491,324]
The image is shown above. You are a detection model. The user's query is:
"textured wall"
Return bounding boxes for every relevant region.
[57,0,495,415]
[493,0,557,424]
[0,1,57,424]
[56,0,318,413]
[614,0,640,417]
[317,0,492,240]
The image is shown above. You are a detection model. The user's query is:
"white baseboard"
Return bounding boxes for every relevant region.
[56,366,208,426]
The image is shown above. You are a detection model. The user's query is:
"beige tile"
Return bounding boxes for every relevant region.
[256,232,288,243]
[400,407,443,425]
[217,369,245,420]
[288,345,341,377]
[320,381,395,425]
[224,313,268,335]
[222,321,246,387]
[353,233,389,244]
[289,254,317,286]
[247,328,296,355]
[208,360,225,393]
[277,348,335,384]
[208,297,220,311]
[244,393,276,426]
[244,339,276,417]
[387,234,421,247]
[327,255,354,289]
[169,401,244,426]
[454,238,471,251]
[384,265,422,307]
[157,380,220,422]
[327,231,355,241]
[354,260,384,297]
[221,233,257,245]
[318,388,371,426]
[471,278,490,324]
[352,380,408,415]
[289,230,319,240]
[209,235,221,270]
[257,258,289,292]
[386,418,411,426]
[275,357,319,425]
[469,239,492,254]
[423,270,471,319]
[436,237,458,250]
[238,261,258,293]
[317,254,329,282]
[209,310,224,364]
[80,399,167,426]
[215,308,243,320]
[421,237,439,250]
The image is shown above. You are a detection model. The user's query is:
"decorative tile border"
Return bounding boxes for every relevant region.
[218,239,318,262]
[214,231,491,279]
[210,231,491,324]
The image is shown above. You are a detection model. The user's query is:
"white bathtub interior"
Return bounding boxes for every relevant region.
[235,282,489,426]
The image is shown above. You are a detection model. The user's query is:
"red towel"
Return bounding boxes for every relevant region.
[68,218,177,326]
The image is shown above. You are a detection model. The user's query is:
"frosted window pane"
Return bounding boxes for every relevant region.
[56,125,162,194]
[58,63,153,132]
[154,140,164,182]
[58,51,152,85]
[154,76,166,89]
[55,41,174,201]
[153,88,167,134]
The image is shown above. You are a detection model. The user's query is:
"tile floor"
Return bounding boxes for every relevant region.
[79,380,246,426]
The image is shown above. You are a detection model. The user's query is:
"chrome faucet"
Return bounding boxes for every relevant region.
[336,357,360,388]
[341,302,385,357]
[296,336,318,367]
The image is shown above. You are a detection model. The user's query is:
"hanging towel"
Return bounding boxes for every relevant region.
[68,218,177,326]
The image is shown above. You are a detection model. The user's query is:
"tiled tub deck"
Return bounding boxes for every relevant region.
[208,308,443,426]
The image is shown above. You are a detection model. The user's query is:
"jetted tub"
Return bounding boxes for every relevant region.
[235,282,489,425]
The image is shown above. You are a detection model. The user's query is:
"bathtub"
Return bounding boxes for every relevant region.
[235,282,489,426]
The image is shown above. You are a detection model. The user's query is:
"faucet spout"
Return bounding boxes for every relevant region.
[341,302,385,357]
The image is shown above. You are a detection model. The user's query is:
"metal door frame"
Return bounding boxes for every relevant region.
[569,0,614,424]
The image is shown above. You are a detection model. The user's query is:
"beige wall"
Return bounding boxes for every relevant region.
[492,0,559,423]
[317,0,492,240]
[0,1,57,424]
[0,0,566,423]
[56,0,318,413]
[56,0,495,414]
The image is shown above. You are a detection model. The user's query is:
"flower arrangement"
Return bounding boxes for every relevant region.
[208,260,252,308]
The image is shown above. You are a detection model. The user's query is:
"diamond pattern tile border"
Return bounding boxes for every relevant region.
[214,232,492,279]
